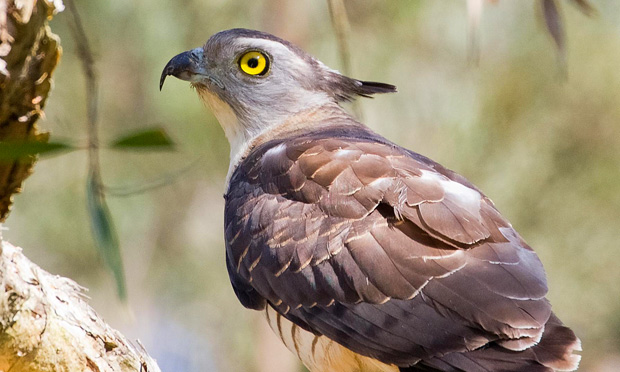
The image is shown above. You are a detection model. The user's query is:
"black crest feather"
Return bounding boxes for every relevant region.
[355,80,398,97]
[327,73,397,102]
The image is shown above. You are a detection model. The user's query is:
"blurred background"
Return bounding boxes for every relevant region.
[4,0,620,371]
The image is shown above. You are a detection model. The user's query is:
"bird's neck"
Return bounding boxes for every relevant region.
[203,95,360,187]
[197,89,249,164]
[197,87,359,184]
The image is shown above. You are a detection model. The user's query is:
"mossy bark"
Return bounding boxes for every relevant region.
[0,0,62,221]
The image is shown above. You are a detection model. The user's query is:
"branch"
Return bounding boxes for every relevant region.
[326,0,363,119]
[0,1,161,370]
[64,0,127,299]
[0,239,161,372]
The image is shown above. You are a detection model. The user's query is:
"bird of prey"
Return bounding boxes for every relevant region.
[160,28,581,372]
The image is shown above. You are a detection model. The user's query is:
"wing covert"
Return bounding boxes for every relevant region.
[224,128,550,365]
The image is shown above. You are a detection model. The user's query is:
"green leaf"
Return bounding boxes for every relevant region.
[0,141,74,160]
[86,173,127,300]
[110,127,175,150]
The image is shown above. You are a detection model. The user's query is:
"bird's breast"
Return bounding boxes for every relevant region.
[264,305,398,372]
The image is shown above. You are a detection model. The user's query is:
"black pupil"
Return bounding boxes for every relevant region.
[247,57,260,68]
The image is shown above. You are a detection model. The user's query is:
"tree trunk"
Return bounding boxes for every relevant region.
[0,0,61,221]
[0,1,161,371]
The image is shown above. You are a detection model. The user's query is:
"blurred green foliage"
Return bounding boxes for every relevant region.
[4,1,620,371]
[110,128,175,150]
[0,141,72,160]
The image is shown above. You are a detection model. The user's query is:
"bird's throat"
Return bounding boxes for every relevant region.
[197,88,250,169]
[197,87,360,189]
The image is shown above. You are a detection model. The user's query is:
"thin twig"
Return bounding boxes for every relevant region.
[104,156,203,197]
[466,0,483,65]
[65,0,99,175]
[326,0,363,119]
[326,0,352,76]
[65,0,127,300]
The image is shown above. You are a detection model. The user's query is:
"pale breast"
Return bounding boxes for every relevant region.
[264,306,398,372]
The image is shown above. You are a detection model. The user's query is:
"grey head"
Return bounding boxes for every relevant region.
[160,28,396,160]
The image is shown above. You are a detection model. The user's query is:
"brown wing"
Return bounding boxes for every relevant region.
[224,126,551,366]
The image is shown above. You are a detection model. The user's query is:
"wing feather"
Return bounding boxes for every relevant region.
[224,127,555,367]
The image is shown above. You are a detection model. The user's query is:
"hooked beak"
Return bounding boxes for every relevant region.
[160,48,223,91]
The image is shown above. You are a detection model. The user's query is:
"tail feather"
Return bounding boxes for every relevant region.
[401,313,580,372]
[531,313,582,371]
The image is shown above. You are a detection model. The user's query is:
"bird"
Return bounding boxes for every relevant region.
[160,28,581,372]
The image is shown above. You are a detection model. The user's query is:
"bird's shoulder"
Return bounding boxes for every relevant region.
[223,124,552,364]
[226,123,501,246]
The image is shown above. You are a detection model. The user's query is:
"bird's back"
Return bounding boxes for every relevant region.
[160,27,580,372]
[223,121,581,371]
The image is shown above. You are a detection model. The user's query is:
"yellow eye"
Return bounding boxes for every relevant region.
[239,51,270,76]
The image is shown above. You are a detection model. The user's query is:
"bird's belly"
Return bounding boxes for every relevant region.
[264,306,398,372]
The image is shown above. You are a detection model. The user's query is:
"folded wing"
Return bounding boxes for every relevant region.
[224,127,569,367]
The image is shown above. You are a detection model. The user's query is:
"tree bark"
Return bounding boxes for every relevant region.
[0,0,62,221]
[0,240,161,372]
[0,1,161,371]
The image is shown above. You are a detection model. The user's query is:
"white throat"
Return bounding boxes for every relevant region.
[198,89,334,188]
[197,90,257,185]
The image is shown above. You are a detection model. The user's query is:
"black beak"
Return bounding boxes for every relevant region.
[160,48,203,91]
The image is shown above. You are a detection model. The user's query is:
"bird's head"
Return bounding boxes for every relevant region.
[160,28,395,158]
